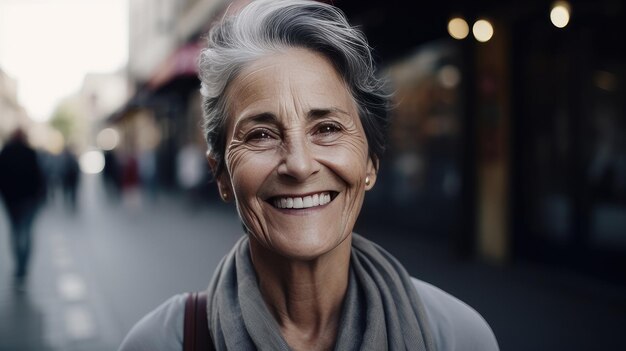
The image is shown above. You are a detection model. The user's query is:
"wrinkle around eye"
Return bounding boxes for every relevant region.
[225,137,267,173]
[320,138,370,169]
[227,136,280,159]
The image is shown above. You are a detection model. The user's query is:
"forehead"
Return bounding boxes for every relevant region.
[225,48,357,123]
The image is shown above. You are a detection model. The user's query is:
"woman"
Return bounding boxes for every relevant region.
[119,1,499,350]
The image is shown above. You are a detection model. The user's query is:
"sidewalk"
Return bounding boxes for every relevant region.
[360,225,626,350]
[0,189,118,350]
[0,175,241,351]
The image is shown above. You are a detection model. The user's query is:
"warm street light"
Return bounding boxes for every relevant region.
[550,1,571,28]
[473,19,494,42]
[448,17,469,40]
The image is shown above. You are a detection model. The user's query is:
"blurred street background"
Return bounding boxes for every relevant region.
[1,0,625,350]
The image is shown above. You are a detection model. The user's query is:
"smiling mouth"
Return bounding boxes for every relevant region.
[269,192,338,209]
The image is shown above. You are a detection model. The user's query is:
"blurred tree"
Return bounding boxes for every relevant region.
[50,104,77,142]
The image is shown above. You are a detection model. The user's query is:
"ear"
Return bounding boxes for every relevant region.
[364,155,378,191]
[206,151,233,202]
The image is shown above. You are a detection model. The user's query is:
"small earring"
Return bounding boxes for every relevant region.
[222,192,229,200]
[365,176,370,186]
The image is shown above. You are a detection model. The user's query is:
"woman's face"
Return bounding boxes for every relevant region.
[214,48,377,260]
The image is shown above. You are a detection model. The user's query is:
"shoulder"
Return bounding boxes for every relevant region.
[118,294,187,351]
[411,278,499,351]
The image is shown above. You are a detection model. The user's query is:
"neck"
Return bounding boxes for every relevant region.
[249,235,351,351]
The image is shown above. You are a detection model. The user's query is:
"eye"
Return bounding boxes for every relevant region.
[311,122,343,144]
[243,128,281,148]
[315,122,342,135]
[246,128,275,141]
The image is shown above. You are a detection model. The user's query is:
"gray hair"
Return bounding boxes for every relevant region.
[198,0,389,176]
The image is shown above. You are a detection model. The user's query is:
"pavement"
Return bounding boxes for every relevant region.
[0,174,625,350]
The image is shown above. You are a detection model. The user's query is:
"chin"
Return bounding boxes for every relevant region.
[256,228,352,261]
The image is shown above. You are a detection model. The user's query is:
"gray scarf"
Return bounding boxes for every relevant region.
[206,234,435,350]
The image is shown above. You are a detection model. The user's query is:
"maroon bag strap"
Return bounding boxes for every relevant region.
[183,291,214,351]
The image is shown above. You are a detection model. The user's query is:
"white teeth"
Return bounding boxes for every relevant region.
[302,196,312,207]
[272,192,333,209]
[320,193,330,205]
[293,197,303,209]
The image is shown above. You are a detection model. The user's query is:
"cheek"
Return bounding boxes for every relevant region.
[226,145,277,197]
[316,136,369,184]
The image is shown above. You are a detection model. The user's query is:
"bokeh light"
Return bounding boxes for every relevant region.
[550,1,571,28]
[96,128,120,151]
[472,19,494,42]
[79,150,105,174]
[448,17,469,40]
[438,65,461,88]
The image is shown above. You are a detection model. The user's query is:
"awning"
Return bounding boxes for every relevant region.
[148,41,204,91]
[105,87,152,123]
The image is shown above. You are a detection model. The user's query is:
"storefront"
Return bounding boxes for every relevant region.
[345,0,626,280]
[510,3,626,281]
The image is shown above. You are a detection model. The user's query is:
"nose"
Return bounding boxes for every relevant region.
[277,136,320,181]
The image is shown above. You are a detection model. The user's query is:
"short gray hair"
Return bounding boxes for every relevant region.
[198,0,389,176]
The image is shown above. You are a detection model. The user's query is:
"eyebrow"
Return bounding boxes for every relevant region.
[235,107,351,130]
[234,112,277,131]
[307,107,350,119]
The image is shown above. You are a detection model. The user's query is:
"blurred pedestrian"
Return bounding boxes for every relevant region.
[103,149,122,201]
[38,149,62,202]
[139,149,158,204]
[176,142,206,205]
[0,128,46,289]
[121,151,142,209]
[120,1,499,350]
[60,146,80,213]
